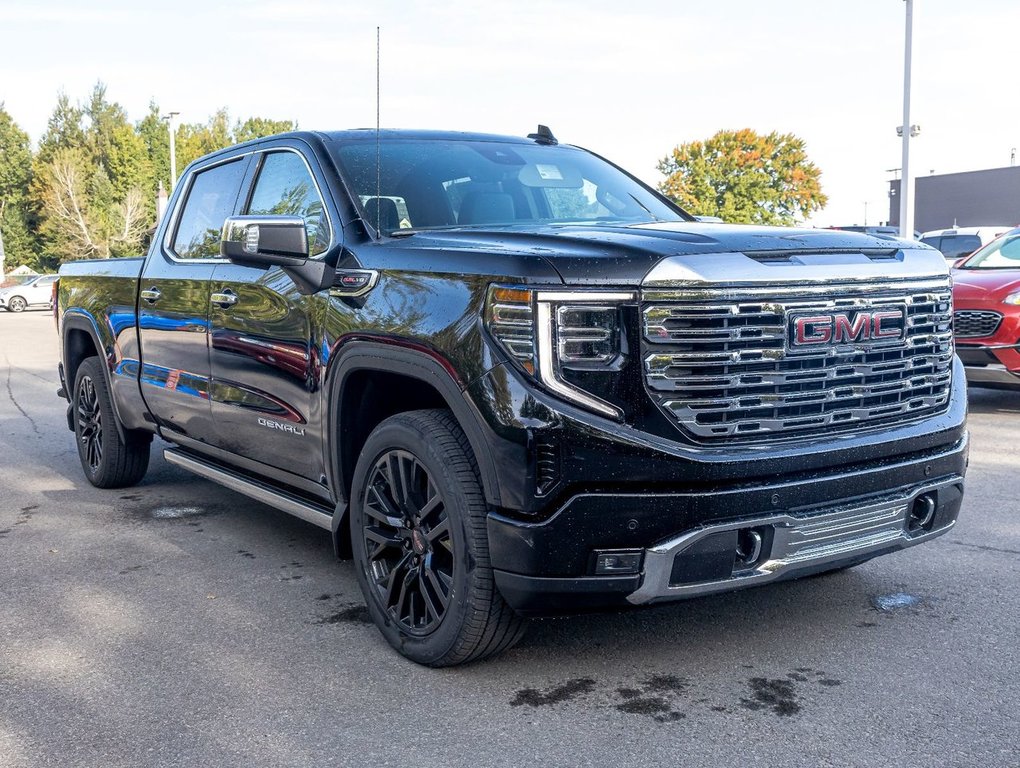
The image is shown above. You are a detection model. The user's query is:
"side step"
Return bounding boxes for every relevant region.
[164,448,333,531]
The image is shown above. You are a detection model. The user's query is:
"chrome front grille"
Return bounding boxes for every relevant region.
[642,280,954,440]
[953,309,1002,339]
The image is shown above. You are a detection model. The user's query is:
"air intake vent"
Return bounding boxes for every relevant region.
[535,440,560,494]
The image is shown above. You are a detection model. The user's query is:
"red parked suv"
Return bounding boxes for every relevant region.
[952,227,1020,388]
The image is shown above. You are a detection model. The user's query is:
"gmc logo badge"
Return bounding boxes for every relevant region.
[788,307,906,350]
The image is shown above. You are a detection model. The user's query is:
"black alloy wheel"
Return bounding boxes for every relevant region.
[76,374,104,473]
[71,356,151,488]
[350,409,525,666]
[361,449,454,634]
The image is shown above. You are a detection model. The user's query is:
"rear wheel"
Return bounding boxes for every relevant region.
[350,409,525,666]
[7,296,26,312]
[73,357,151,488]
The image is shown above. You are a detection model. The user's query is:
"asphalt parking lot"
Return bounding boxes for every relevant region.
[1,310,1018,768]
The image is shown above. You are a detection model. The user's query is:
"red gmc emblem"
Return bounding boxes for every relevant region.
[788,307,906,350]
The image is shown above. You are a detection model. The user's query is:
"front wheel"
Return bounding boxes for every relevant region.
[73,357,151,488]
[350,409,525,666]
[7,296,26,312]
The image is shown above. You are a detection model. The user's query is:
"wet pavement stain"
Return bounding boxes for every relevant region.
[0,528,11,538]
[740,677,801,716]
[118,564,147,575]
[511,678,597,707]
[236,549,256,559]
[314,605,371,625]
[640,674,688,694]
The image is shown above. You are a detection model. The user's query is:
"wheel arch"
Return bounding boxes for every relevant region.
[61,310,128,443]
[325,341,502,557]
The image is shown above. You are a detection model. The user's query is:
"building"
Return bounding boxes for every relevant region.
[888,165,1020,233]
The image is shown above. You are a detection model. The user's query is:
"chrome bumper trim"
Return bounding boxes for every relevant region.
[627,478,960,605]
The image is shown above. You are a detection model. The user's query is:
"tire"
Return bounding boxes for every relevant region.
[73,356,151,488]
[350,409,526,666]
[7,296,26,312]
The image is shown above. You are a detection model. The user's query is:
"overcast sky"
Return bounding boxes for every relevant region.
[2,0,1018,227]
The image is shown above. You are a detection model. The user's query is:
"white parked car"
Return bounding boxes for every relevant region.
[0,274,58,312]
[921,226,1015,262]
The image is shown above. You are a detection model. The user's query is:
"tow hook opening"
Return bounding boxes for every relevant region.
[908,493,937,534]
[734,526,769,570]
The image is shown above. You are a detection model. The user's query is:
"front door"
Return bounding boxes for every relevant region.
[208,149,333,482]
[137,156,249,444]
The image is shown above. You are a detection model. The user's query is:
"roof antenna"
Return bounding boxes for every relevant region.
[375,25,381,236]
[527,124,558,145]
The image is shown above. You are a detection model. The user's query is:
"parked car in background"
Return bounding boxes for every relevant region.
[922,226,1014,262]
[951,227,1020,388]
[0,274,58,312]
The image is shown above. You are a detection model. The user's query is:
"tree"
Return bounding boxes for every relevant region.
[0,105,36,275]
[658,129,827,225]
[234,116,296,145]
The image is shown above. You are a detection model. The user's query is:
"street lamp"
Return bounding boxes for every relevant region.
[162,111,180,191]
[898,0,918,239]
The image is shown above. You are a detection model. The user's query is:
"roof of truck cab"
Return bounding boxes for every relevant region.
[318,129,539,145]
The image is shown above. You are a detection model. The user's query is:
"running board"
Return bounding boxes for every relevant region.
[164,448,334,531]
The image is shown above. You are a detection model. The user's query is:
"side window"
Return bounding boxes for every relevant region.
[247,152,330,255]
[171,158,247,259]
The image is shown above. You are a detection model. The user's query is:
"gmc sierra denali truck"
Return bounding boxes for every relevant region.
[56,128,968,666]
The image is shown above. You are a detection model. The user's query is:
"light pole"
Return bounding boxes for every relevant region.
[162,111,180,191]
[898,0,919,239]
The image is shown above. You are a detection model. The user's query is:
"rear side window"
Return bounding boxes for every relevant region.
[246,152,330,255]
[171,159,247,259]
[938,235,982,260]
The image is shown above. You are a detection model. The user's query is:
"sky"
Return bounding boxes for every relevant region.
[2,0,1019,228]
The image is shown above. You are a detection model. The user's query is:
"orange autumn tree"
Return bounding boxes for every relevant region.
[658,128,827,225]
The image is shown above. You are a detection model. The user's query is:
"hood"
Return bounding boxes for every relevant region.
[952,267,1020,302]
[394,221,925,285]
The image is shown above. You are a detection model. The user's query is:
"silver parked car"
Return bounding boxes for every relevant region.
[0,275,58,312]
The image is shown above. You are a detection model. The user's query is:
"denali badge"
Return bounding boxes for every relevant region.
[787,306,906,351]
[258,417,306,436]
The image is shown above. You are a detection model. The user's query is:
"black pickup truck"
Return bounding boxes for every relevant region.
[56,128,968,666]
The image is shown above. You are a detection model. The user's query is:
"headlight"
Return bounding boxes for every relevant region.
[484,285,636,419]
[1004,290,1020,305]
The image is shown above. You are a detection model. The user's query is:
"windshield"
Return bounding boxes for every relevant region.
[330,139,687,234]
[959,232,1020,269]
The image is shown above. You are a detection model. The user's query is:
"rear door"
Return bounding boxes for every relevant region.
[207,147,335,482]
[137,155,249,443]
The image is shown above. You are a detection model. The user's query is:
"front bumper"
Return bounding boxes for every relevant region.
[490,433,968,615]
[957,344,1020,388]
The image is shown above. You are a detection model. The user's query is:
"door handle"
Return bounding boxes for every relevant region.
[211,289,239,308]
[140,287,162,304]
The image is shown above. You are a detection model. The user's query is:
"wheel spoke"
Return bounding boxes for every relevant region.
[425,517,449,544]
[419,492,442,521]
[424,566,450,609]
[365,483,403,527]
[365,526,402,559]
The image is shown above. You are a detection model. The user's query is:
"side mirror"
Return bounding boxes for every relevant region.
[220,215,334,295]
[221,216,309,267]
